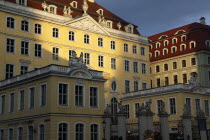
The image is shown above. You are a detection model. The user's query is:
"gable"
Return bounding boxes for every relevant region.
[65,15,110,35]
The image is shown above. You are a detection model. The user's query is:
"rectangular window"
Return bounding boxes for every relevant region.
[75,85,84,107]
[6,38,15,53]
[124,43,128,52]
[142,63,146,74]
[208,57,210,64]
[142,83,147,90]
[18,127,23,140]
[21,41,29,55]
[69,50,74,60]
[134,81,139,91]
[52,47,59,60]
[90,87,98,108]
[165,77,169,86]
[111,41,115,50]
[209,71,210,81]
[174,75,178,84]
[156,78,160,87]
[0,129,4,140]
[156,65,160,73]
[84,53,90,65]
[9,93,14,113]
[132,45,137,54]
[183,74,187,84]
[39,125,45,140]
[20,65,28,74]
[157,100,163,114]
[140,47,145,55]
[125,80,130,93]
[204,100,209,116]
[125,104,129,118]
[0,95,5,114]
[19,90,24,111]
[40,84,47,107]
[98,55,104,67]
[169,98,176,114]
[133,62,138,73]
[29,87,35,109]
[59,83,68,106]
[182,60,186,67]
[173,62,177,69]
[35,43,42,57]
[98,38,103,47]
[8,128,14,140]
[195,98,201,114]
[84,34,90,44]
[28,126,34,140]
[21,20,29,31]
[164,64,168,71]
[111,58,116,69]
[124,60,130,72]
[134,103,140,118]
[7,17,15,29]
[35,23,41,34]
[185,98,192,114]
[69,31,75,41]
[191,58,196,65]
[52,28,59,38]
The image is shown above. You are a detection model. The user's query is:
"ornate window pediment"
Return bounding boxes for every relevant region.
[106,20,113,28]
[48,5,57,14]
[159,35,168,40]
[125,24,134,33]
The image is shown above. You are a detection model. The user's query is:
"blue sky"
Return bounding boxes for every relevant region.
[96,0,210,36]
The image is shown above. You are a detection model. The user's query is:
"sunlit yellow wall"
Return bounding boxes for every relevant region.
[0,11,150,103]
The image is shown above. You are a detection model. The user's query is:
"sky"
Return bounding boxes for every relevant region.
[96,0,210,36]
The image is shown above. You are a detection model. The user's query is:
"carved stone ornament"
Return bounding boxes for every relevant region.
[159,101,168,114]
[68,51,87,69]
[104,104,111,115]
[188,72,199,86]
[63,6,72,18]
[137,99,154,116]
[183,104,191,116]
[192,87,206,94]
[98,15,106,26]
[69,18,103,34]
[117,22,122,30]
[76,79,83,85]
[42,1,48,11]
[82,0,88,15]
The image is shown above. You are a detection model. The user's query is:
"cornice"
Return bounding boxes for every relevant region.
[0,1,149,45]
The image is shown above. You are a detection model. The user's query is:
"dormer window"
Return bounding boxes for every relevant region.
[175,30,186,35]
[159,35,168,40]
[71,1,77,8]
[206,40,210,47]
[181,35,187,42]
[106,20,113,28]
[180,44,186,51]
[171,46,177,53]
[163,48,168,55]
[172,38,177,44]
[156,42,161,48]
[125,24,134,33]
[16,0,27,6]
[163,40,169,46]
[155,51,160,57]
[48,5,57,14]
[190,41,196,49]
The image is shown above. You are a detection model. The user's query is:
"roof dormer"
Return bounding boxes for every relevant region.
[125,24,134,33]
[96,9,104,16]
[70,1,77,8]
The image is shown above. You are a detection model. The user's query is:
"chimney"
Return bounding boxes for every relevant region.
[88,0,94,2]
[200,17,206,25]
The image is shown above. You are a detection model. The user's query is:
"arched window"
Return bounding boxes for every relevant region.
[58,123,68,140]
[155,51,160,57]
[98,9,103,15]
[190,41,196,49]
[206,40,210,47]
[163,40,169,46]
[106,21,113,28]
[163,49,168,55]
[181,35,187,42]
[7,17,15,29]
[156,42,160,48]
[75,123,84,140]
[18,127,23,140]
[180,44,186,51]
[9,128,14,140]
[0,129,4,140]
[171,46,177,53]
[48,5,57,14]
[111,97,118,116]
[172,38,177,44]
[111,81,117,92]
[71,1,77,8]
[90,124,99,140]
[21,20,29,32]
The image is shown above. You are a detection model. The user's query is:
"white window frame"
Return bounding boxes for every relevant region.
[6,16,16,29]
[38,123,45,140]
[52,27,59,38]
[98,55,104,67]
[57,122,69,140]
[90,123,100,140]
[34,43,42,58]
[110,41,116,50]
[0,94,6,115]
[17,126,24,140]
[9,92,15,113]
[6,38,16,54]
[20,40,30,56]
[98,37,103,47]
[48,5,57,14]
[28,86,35,109]
[58,82,69,107]
[189,41,196,49]
[75,84,85,107]
[34,23,42,35]
[124,60,130,72]
[84,34,90,44]
[40,83,47,107]
[171,46,177,53]
[140,47,145,56]
[89,86,99,108]
[69,31,75,41]
[5,63,14,79]
[172,38,177,44]
[111,58,116,70]
[18,89,25,111]
[141,63,147,74]
[168,97,176,115]
[163,48,168,55]
[155,50,160,57]
[132,45,137,54]
[134,102,140,118]
[21,20,29,32]
[74,122,85,140]
[52,47,59,61]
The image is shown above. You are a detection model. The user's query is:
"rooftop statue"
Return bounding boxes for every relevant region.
[68,51,87,68]
[183,104,191,116]
[188,72,199,86]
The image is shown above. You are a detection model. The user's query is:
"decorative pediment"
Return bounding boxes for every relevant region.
[65,16,110,35]
[70,69,92,79]
[192,86,206,94]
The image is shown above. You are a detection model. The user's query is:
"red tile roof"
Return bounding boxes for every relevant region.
[8,0,140,35]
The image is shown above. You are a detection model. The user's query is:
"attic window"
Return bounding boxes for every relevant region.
[72,1,77,8]
[106,20,113,28]
[126,24,134,33]
[48,5,57,14]
[16,0,27,6]
[175,30,186,35]
[159,35,168,40]
[97,9,104,15]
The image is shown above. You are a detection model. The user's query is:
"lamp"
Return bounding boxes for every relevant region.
[102,120,106,140]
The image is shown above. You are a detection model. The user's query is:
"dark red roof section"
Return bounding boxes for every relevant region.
[7,0,140,35]
[149,22,210,62]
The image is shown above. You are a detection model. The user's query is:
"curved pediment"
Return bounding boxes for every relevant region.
[69,69,93,79]
[192,86,206,94]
